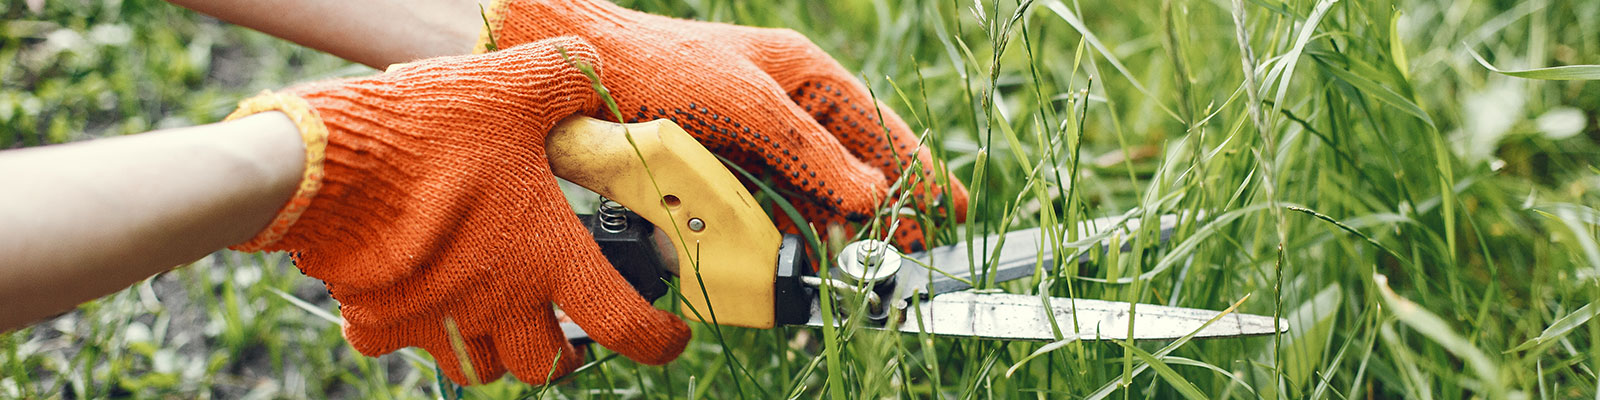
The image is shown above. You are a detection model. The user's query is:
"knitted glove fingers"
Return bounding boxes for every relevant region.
[492,304,586,384]
[749,33,970,223]
[472,175,681,382]
[553,246,691,366]
[332,161,637,385]
[339,311,510,385]
[615,72,890,221]
[744,89,892,220]
[416,332,510,385]
[739,30,922,174]
[732,30,965,251]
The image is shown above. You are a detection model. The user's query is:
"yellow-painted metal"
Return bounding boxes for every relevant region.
[546,115,781,329]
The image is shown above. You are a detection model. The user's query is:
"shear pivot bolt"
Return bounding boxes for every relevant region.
[836,240,901,286]
[687,218,706,232]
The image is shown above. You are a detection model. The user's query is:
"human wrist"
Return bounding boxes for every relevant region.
[221,92,328,252]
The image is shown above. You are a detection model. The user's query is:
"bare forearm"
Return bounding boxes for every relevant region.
[0,113,303,330]
[166,0,493,68]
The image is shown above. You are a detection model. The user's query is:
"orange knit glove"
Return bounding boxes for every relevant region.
[224,37,688,385]
[480,0,969,251]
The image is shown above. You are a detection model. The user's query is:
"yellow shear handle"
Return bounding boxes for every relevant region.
[546,115,782,329]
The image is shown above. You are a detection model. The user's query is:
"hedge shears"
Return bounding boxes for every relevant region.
[544,116,1284,343]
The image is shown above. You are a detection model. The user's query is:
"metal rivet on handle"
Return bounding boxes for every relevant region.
[688,218,706,232]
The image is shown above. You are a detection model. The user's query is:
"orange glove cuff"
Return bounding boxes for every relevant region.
[223,92,329,252]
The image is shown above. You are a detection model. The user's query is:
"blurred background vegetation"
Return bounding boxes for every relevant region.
[3,0,1598,398]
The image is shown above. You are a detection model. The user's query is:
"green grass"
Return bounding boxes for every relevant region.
[4,0,1599,398]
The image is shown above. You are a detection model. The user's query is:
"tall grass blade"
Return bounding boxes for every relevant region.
[1509,303,1600,353]
[1003,335,1084,377]
[1277,284,1343,396]
[478,4,498,52]
[1540,206,1600,269]
[1315,60,1437,129]
[1266,0,1338,129]
[1112,342,1209,400]
[265,287,341,325]
[1042,0,1181,122]
[1373,274,1506,399]
[442,317,482,386]
[1468,48,1600,80]
[1389,10,1410,79]
[1086,294,1253,400]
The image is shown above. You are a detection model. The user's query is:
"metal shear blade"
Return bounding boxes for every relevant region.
[896,292,1277,340]
[804,213,1286,341]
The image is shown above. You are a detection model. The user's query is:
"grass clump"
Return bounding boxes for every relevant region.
[5,0,1600,398]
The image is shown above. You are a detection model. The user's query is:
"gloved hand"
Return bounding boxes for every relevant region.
[224,37,688,385]
[479,0,969,251]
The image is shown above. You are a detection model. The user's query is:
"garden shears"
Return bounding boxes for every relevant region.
[544,116,1285,343]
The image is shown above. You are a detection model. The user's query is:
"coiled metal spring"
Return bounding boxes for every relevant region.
[596,198,629,233]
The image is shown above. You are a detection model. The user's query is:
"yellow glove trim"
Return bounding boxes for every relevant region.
[474,0,513,54]
[224,91,328,252]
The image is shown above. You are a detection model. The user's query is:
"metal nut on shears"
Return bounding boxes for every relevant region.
[835,239,902,287]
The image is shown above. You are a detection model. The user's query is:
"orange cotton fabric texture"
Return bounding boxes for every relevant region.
[226,38,689,385]
[482,0,969,252]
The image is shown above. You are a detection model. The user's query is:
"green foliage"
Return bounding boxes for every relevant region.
[0,0,357,149]
[4,0,1600,398]
[1471,48,1600,81]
